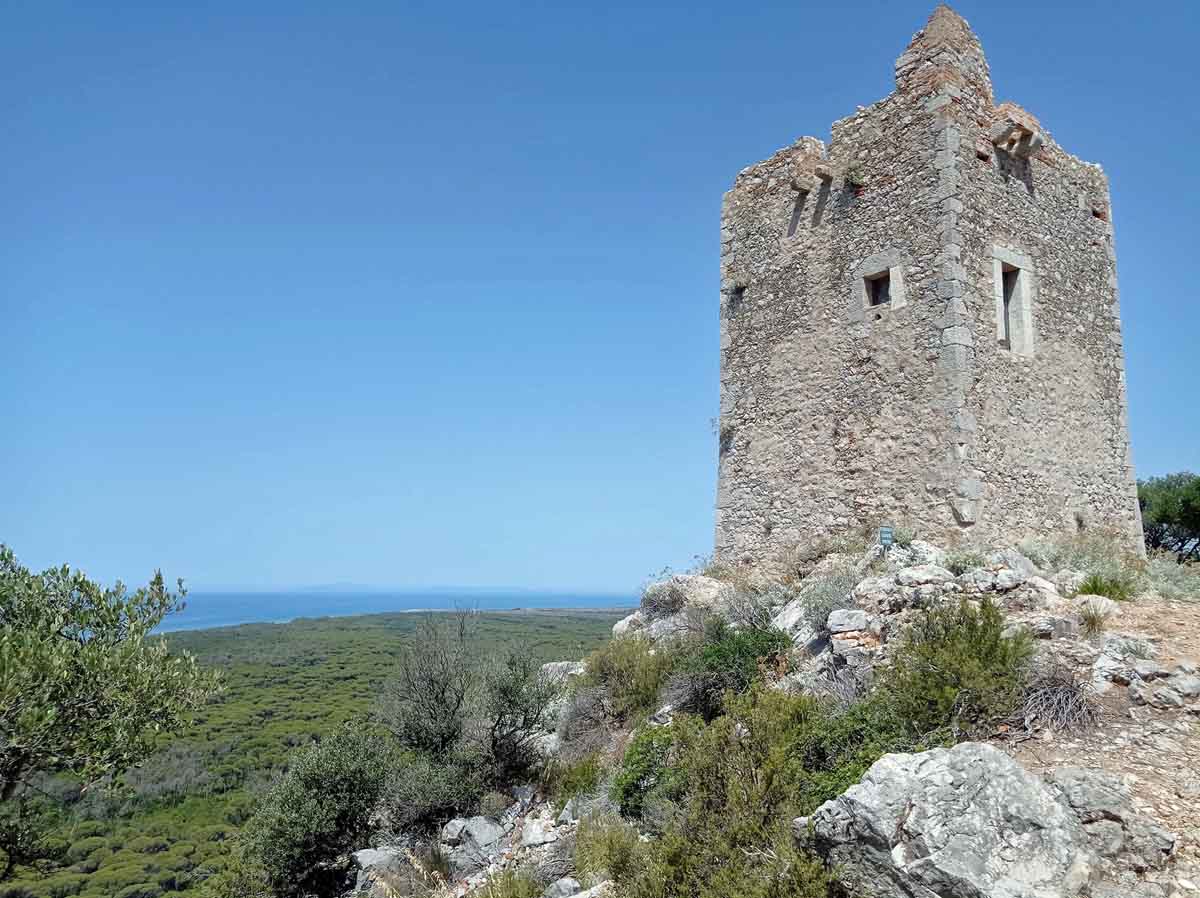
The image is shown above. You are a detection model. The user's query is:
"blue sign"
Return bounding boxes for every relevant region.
[879,526,895,547]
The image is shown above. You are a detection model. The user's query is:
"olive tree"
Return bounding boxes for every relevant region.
[0,545,219,878]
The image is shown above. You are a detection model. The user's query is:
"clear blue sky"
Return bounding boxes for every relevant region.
[3,1,1197,592]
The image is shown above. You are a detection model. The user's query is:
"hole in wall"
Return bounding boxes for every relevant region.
[728,286,745,313]
[787,191,809,237]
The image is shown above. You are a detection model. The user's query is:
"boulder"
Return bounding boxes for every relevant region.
[641,574,726,617]
[805,742,1097,898]
[542,877,582,898]
[1045,768,1174,873]
[990,548,1038,579]
[770,597,818,644]
[441,815,506,877]
[541,661,586,684]
[1168,673,1200,698]
[612,610,644,637]
[895,564,954,587]
[1078,595,1119,620]
[520,815,558,848]
[827,609,870,633]
[351,848,408,896]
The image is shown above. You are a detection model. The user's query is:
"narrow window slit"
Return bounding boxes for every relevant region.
[866,271,891,307]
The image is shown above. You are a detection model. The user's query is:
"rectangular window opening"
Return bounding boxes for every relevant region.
[728,286,745,313]
[866,271,891,307]
[787,191,809,237]
[1000,264,1019,349]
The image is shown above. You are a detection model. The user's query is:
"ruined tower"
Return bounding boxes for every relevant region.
[715,6,1142,564]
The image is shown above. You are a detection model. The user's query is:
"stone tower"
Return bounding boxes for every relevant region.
[715,5,1142,565]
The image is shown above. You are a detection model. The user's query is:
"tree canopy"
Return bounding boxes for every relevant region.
[1139,473,1200,562]
[0,546,220,878]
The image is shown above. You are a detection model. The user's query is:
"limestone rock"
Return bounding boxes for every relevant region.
[641,574,726,617]
[542,877,581,898]
[1046,768,1175,872]
[1056,570,1087,596]
[895,564,954,587]
[990,547,1038,579]
[612,610,644,638]
[541,661,586,684]
[351,847,408,897]
[770,597,817,644]
[806,742,1096,898]
[442,815,506,877]
[1168,673,1200,698]
[520,815,558,848]
[827,608,870,633]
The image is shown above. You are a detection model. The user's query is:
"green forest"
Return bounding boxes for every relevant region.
[7,609,625,898]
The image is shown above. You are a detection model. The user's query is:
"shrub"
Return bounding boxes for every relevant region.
[799,566,858,633]
[65,837,108,863]
[1079,600,1111,638]
[612,690,860,898]
[478,870,541,898]
[375,612,478,755]
[556,686,614,763]
[883,597,1034,738]
[641,580,687,617]
[1011,666,1099,735]
[380,754,483,834]
[240,727,391,898]
[474,651,556,782]
[574,814,646,885]
[1138,472,1200,562]
[611,725,680,819]
[1143,552,1200,601]
[1079,571,1137,602]
[944,550,986,576]
[580,637,676,722]
[543,754,603,805]
[893,526,915,549]
[114,886,162,898]
[666,619,791,720]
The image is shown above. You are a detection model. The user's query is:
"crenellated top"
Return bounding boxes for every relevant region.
[895,5,993,108]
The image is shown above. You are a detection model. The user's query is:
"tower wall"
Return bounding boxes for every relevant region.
[715,6,1143,566]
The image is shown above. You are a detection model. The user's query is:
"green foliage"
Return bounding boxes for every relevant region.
[944,550,986,576]
[609,690,879,898]
[239,727,391,898]
[0,546,220,797]
[882,597,1034,738]
[12,610,620,898]
[379,754,483,834]
[542,754,603,805]
[478,869,541,898]
[611,726,679,819]
[574,815,646,886]
[670,620,791,720]
[1079,571,1137,602]
[375,611,556,787]
[1139,473,1200,562]
[1142,552,1200,602]
[477,651,556,782]
[892,527,915,549]
[798,566,858,633]
[580,637,676,722]
[0,546,219,882]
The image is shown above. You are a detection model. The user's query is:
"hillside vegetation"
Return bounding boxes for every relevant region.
[4,609,624,898]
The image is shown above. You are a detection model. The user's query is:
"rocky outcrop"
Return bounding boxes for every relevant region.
[800,742,1174,898]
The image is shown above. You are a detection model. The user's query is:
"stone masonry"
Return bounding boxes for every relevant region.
[715,5,1143,566]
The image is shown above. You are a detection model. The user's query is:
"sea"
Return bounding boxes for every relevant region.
[156,589,636,633]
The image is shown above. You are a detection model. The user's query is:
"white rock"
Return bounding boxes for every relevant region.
[896,564,954,587]
[520,816,558,847]
[542,877,581,898]
[612,610,645,638]
[827,608,870,633]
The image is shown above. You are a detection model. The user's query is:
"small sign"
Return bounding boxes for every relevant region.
[879,525,895,548]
